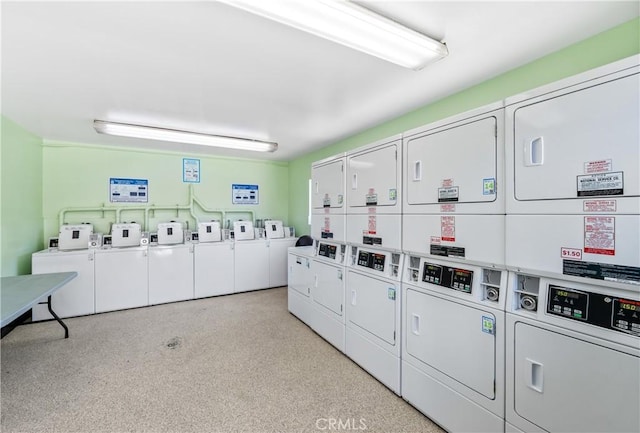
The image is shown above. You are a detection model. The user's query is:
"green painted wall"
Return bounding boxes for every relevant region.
[42,142,289,241]
[1,116,44,277]
[287,17,640,235]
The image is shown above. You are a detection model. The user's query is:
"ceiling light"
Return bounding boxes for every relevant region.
[221,0,448,70]
[93,120,278,153]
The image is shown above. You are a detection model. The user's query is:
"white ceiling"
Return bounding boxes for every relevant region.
[2,1,638,161]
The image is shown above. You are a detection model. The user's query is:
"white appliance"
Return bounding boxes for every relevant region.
[111,222,142,247]
[234,221,269,292]
[193,240,234,298]
[346,135,402,250]
[94,246,149,313]
[345,245,403,394]
[268,237,297,287]
[505,272,640,433]
[196,220,222,243]
[311,153,346,242]
[403,102,506,267]
[309,239,348,352]
[157,221,184,245]
[58,224,93,251]
[148,243,194,304]
[264,220,285,239]
[402,254,507,432]
[31,248,96,320]
[505,56,639,290]
[233,220,255,241]
[287,245,316,325]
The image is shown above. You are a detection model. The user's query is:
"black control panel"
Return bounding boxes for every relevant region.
[422,262,473,294]
[318,243,337,260]
[357,250,386,271]
[547,285,640,336]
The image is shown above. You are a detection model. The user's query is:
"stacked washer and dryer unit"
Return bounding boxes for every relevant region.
[503,56,640,433]
[288,154,348,351]
[344,135,404,394]
[291,55,639,433]
[309,154,348,352]
[401,102,508,431]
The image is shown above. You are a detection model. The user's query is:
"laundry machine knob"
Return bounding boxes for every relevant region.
[486,287,499,302]
[520,295,537,311]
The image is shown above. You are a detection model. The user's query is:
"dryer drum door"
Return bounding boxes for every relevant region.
[513,322,640,433]
[405,288,496,399]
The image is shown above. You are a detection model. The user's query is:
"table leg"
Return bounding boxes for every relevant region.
[45,295,69,338]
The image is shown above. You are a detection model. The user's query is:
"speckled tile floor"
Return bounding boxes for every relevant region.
[1,287,445,433]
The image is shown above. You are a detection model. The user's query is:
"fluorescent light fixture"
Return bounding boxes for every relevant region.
[221,0,448,70]
[93,120,278,153]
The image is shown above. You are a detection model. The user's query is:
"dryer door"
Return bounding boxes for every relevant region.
[512,72,639,203]
[513,322,640,433]
[405,288,497,399]
[406,115,499,207]
[346,270,397,346]
[312,158,345,210]
[288,253,312,297]
[347,142,400,209]
[313,261,344,317]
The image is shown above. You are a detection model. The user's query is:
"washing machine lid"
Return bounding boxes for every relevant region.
[58,224,93,251]
[198,221,222,242]
[233,221,255,240]
[157,222,184,245]
[264,220,285,239]
[111,223,142,247]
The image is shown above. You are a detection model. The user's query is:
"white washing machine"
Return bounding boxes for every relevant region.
[193,221,234,298]
[346,135,402,251]
[345,245,403,394]
[31,248,96,320]
[148,221,193,305]
[402,102,505,267]
[193,241,234,298]
[94,246,149,313]
[311,153,346,243]
[310,239,347,352]
[401,254,507,432]
[505,55,640,290]
[288,245,316,325]
[233,221,270,293]
[505,272,640,432]
[148,243,194,305]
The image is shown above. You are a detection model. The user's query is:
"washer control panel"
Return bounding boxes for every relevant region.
[547,285,640,336]
[318,243,337,260]
[422,262,473,294]
[357,250,386,271]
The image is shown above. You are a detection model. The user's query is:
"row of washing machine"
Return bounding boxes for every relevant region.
[33,219,296,320]
[289,55,639,433]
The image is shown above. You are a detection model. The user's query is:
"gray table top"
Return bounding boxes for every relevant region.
[1,272,78,327]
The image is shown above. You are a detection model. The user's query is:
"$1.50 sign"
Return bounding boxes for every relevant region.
[561,248,583,260]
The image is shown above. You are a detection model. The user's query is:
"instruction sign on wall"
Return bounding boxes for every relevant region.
[232,184,259,205]
[110,178,148,203]
[183,158,200,183]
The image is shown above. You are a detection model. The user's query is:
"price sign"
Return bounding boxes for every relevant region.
[561,247,583,260]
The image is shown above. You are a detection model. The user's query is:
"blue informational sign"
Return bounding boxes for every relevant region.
[232,184,259,205]
[183,158,200,183]
[110,178,148,203]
